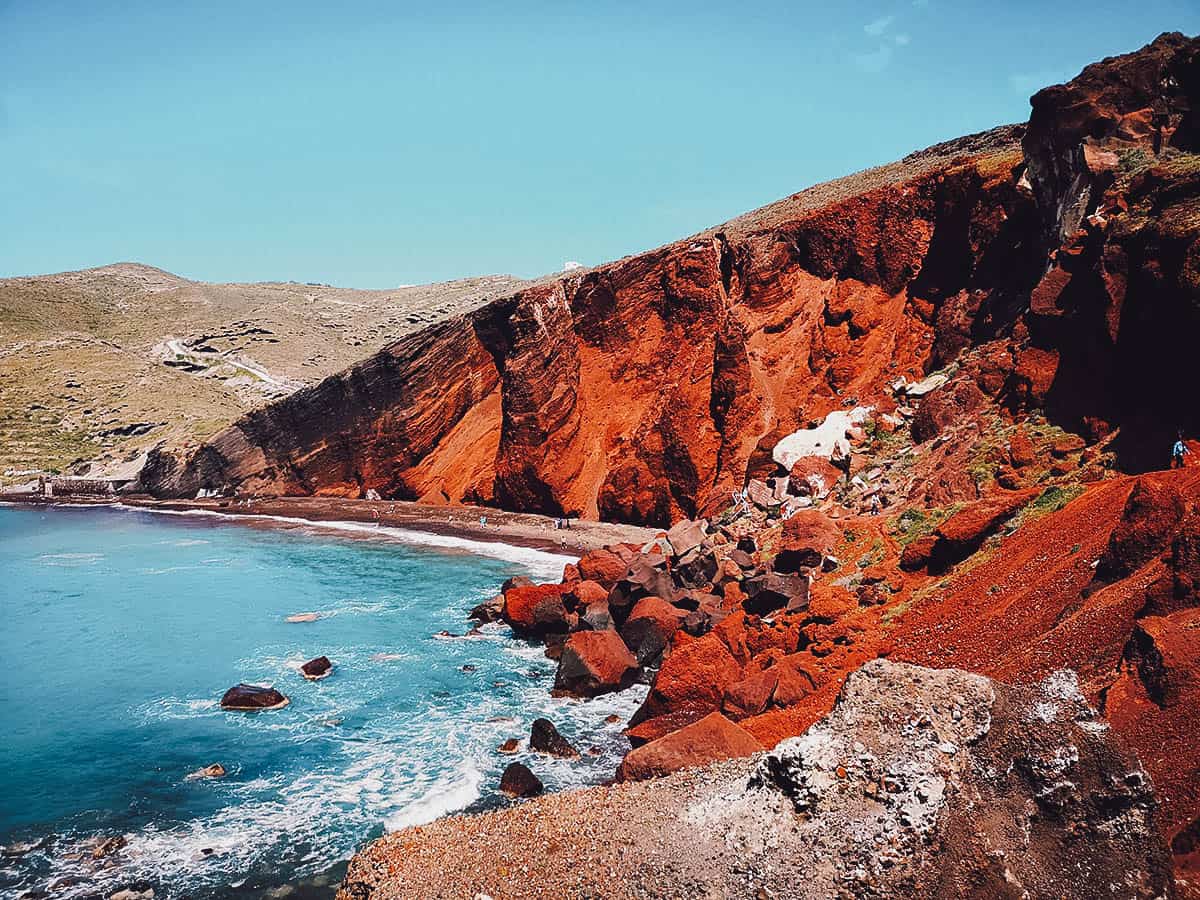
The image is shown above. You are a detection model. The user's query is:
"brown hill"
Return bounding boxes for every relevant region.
[0,263,527,482]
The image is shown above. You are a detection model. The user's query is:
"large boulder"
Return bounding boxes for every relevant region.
[631,632,742,725]
[553,630,640,697]
[901,491,1032,574]
[666,519,708,557]
[773,511,840,573]
[220,683,289,711]
[468,594,504,623]
[620,595,685,666]
[616,712,762,781]
[742,572,809,616]
[576,548,628,588]
[502,583,573,637]
[529,718,579,759]
[498,762,543,798]
[565,579,608,611]
[722,668,779,719]
[787,456,843,499]
[300,656,333,681]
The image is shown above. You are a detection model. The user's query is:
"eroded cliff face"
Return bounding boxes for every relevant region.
[141,137,1035,524]
[142,33,1200,526]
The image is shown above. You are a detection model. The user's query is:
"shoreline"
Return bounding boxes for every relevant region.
[0,493,660,556]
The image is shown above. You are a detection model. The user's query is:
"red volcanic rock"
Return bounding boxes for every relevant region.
[499,762,543,798]
[771,657,819,706]
[722,669,779,720]
[615,712,762,781]
[742,572,810,616]
[910,379,987,444]
[902,491,1032,574]
[502,583,573,637]
[1008,427,1038,468]
[553,630,639,697]
[565,579,609,611]
[632,632,743,725]
[1097,473,1187,580]
[935,491,1030,548]
[787,456,843,498]
[576,549,628,589]
[773,510,840,573]
[899,534,938,572]
[620,596,685,666]
[624,709,709,748]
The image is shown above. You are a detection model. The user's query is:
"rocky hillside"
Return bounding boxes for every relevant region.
[0,264,526,483]
[141,33,1200,531]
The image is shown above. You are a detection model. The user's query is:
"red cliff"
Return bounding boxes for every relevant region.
[142,33,1200,531]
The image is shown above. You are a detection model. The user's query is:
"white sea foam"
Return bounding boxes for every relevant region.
[36,551,104,566]
[383,758,485,830]
[118,505,577,581]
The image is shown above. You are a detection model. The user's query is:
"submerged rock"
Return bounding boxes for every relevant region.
[91,834,127,860]
[219,683,289,711]
[186,763,226,780]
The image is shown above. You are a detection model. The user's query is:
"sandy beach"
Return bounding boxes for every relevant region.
[1,492,660,556]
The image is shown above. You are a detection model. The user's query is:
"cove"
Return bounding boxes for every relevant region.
[0,504,645,898]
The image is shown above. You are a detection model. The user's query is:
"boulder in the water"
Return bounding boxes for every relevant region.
[220,683,289,711]
[499,762,543,798]
[91,834,127,859]
[529,718,579,758]
[497,738,520,754]
[300,656,333,680]
[186,763,226,780]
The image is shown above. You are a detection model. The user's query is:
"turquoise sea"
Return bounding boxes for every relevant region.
[0,504,644,898]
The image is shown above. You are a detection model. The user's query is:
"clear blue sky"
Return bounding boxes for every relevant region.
[2,2,1196,287]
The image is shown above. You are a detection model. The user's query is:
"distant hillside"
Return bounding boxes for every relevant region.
[0,263,528,481]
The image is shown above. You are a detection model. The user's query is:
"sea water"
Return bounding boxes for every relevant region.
[0,505,645,898]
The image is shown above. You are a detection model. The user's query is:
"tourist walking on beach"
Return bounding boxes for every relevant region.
[1172,432,1190,469]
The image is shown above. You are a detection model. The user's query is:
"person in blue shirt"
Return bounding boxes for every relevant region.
[1172,432,1190,469]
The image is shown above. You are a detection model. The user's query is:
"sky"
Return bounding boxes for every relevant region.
[2,2,1197,288]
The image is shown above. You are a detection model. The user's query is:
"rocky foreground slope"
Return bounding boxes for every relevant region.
[143,33,1199,530]
[340,660,1171,900]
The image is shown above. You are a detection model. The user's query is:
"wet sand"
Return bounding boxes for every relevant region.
[1,493,660,556]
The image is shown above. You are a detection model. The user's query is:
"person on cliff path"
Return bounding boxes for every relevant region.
[1172,433,1190,469]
